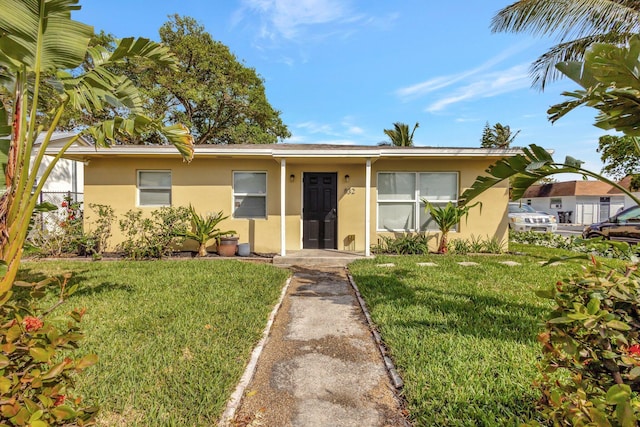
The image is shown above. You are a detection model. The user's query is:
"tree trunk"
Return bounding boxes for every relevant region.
[198,243,208,257]
[438,233,448,254]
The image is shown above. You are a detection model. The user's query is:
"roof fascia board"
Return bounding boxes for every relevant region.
[53,145,525,159]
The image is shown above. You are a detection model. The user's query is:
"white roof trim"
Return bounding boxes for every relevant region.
[35,131,92,147]
[55,144,524,159]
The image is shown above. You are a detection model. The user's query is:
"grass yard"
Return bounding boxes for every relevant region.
[349,244,613,426]
[16,259,290,426]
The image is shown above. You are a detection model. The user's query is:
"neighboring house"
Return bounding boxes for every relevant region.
[31,132,90,231]
[518,177,639,225]
[58,144,517,256]
[34,132,89,198]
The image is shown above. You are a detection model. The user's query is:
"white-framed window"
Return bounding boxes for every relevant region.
[377,172,458,231]
[137,170,171,206]
[233,171,267,218]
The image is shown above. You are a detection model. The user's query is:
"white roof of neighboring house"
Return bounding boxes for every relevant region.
[35,131,92,150]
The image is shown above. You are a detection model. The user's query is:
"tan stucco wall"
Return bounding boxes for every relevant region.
[83,155,509,254]
[371,158,510,250]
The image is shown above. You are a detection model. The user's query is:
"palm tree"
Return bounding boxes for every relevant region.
[423,201,481,254]
[382,122,419,146]
[492,0,640,90]
[176,205,235,257]
[0,0,194,293]
[480,122,520,148]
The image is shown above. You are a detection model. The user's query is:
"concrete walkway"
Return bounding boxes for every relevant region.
[224,267,408,427]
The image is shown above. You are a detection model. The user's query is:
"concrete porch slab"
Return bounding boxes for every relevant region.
[272,250,367,267]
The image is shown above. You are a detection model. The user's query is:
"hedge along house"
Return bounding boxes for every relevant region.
[57,144,517,256]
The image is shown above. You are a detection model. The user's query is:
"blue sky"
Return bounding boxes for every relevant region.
[75,0,609,177]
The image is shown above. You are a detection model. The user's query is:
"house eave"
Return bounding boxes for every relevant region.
[54,144,525,162]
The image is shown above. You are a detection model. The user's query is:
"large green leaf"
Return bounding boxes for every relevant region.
[460,144,556,205]
[61,67,143,113]
[104,37,178,71]
[59,38,177,115]
[549,35,640,135]
[86,117,194,162]
[460,143,640,206]
[0,0,93,73]
[556,60,597,88]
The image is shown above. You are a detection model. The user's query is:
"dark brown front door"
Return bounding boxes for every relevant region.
[303,173,337,249]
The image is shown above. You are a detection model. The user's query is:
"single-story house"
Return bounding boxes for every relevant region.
[57,144,517,256]
[518,177,639,225]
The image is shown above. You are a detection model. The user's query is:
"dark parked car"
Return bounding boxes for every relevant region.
[583,205,640,243]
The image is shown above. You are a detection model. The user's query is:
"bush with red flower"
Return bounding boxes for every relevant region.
[529,258,640,425]
[0,273,98,425]
[58,195,84,253]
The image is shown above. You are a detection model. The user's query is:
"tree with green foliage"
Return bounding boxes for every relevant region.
[124,15,290,145]
[492,0,640,90]
[597,134,640,180]
[480,122,520,148]
[381,122,419,147]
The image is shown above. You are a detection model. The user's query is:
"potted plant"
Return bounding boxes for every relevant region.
[217,234,239,257]
[176,205,235,257]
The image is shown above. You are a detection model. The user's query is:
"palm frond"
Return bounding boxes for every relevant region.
[492,0,640,40]
[491,0,640,89]
[383,122,418,146]
[530,31,635,90]
[549,36,640,135]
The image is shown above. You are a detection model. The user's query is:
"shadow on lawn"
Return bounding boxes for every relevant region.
[352,270,548,345]
[15,267,133,299]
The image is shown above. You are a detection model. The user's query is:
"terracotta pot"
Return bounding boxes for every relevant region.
[217,236,239,257]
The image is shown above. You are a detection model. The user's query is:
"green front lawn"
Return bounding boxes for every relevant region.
[17,260,290,426]
[349,245,603,426]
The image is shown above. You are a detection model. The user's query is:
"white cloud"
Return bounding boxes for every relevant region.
[340,116,365,135]
[395,41,535,101]
[296,121,334,134]
[239,0,362,41]
[282,136,360,145]
[455,117,481,123]
[288,117,375,145]
[283,135,308,143]
[426,64,531,112]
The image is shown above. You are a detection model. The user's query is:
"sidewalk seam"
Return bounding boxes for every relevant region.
[218,275,293,426]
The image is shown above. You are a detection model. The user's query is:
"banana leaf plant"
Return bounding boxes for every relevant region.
[175,205,236,257]
[423,201,481,254]
[548,35,640,137]
[0,0,194,298]
[459,144,640,208]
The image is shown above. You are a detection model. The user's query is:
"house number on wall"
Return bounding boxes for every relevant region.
[344,187,355,195]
